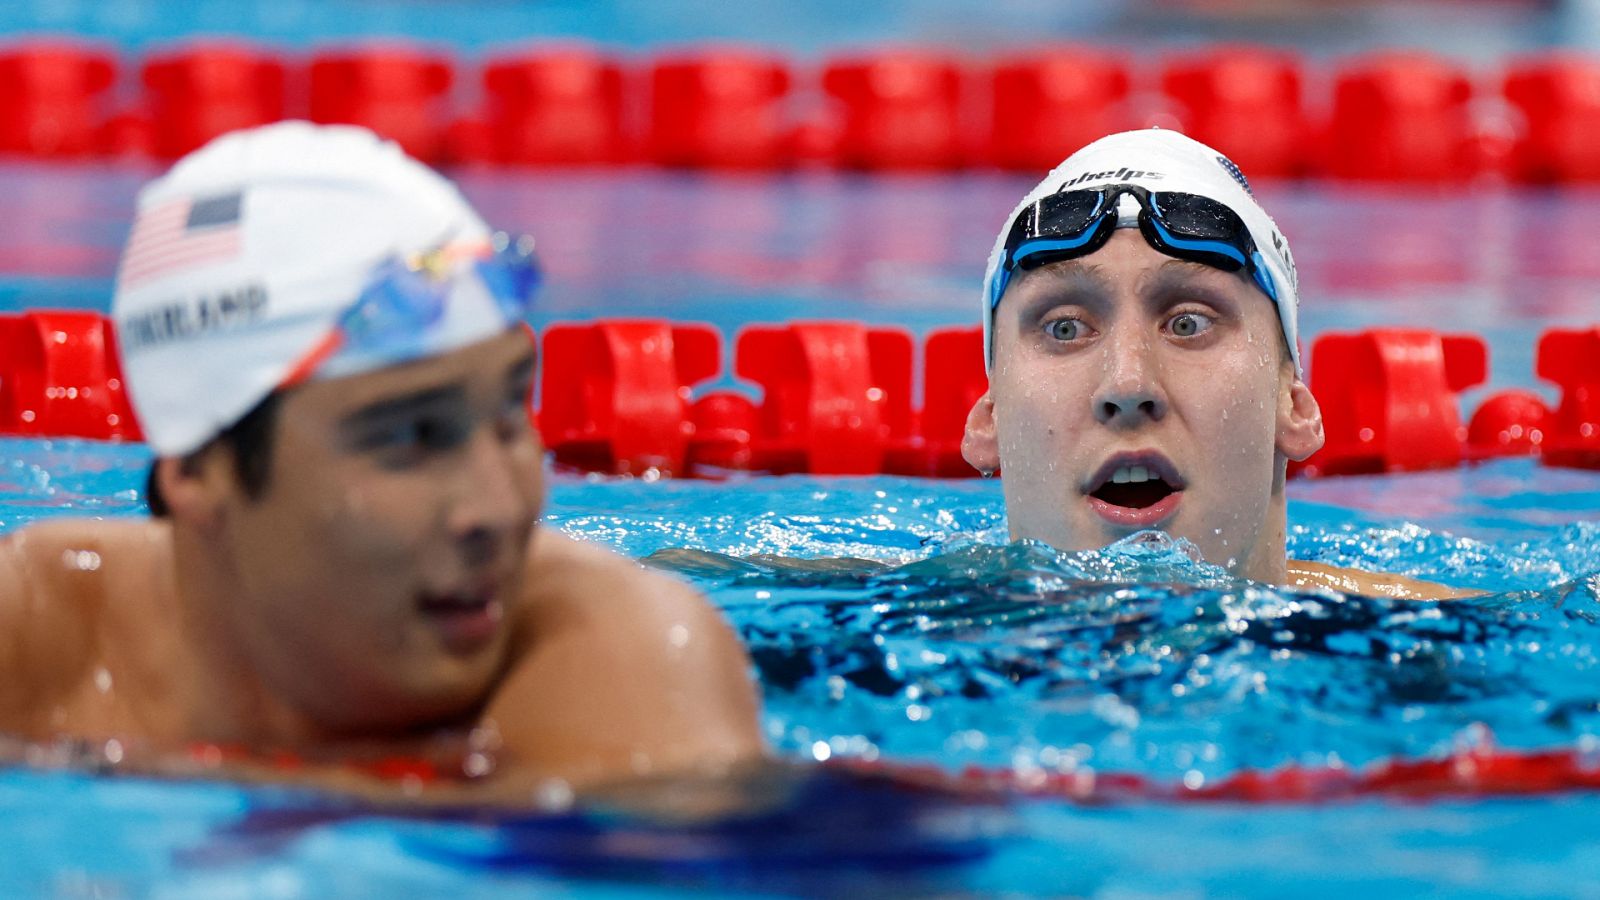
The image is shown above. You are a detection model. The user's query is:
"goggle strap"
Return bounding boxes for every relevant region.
[280,329,346,389]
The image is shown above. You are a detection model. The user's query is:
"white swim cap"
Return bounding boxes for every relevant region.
[981,128,1301,375]
[113,121,523,457]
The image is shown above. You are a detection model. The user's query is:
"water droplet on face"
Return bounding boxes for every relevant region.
[93,667,112,694]
[667,623,690,649]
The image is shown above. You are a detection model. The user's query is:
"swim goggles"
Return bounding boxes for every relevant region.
[338,232,540,350]
[285,232,541,385]
[988,183,1279,311]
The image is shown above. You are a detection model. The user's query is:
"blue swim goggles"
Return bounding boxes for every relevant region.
[287,232,541,384]
[339,231,541,349]
[989,183,1279,310]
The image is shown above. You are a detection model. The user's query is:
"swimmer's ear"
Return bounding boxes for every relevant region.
[1275,377,1324,462]
[962,391,1002,474]
[154,453,227,529]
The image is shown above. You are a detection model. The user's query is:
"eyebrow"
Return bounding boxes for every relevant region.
[341,384,466,435]
[1142,259,1250,308]
[1022,257,1113,291]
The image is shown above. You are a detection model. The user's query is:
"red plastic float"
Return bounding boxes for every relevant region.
[1326,52,1480,183]
[987,48,1132,173]
[0,41,116,159]
[479,47,629,166]
[820,51,969,171]
[538,320,721,475]
[0,311,142,441]
[687,391,760,473]
[1537,326,1600,469]
[915,327,987,477]
[1504,54,1600,184]
[1300,329,1487,476]
[141,43,289,160]
[309,45,455,163]
[1161,45,1309,179]
[734,322,914,474]
[648,48,793,169]
[1466,389,1552,459]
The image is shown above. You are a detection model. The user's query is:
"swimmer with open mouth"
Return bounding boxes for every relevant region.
[962,129,1467,599]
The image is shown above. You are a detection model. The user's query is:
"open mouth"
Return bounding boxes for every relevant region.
[418,591,492,615]
[1089,464,1179,509]
[1085,454,1186,527]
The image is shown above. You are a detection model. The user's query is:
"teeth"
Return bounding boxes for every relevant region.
[1110,465,1154,485]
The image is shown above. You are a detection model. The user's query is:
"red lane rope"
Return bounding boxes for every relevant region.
[8,315,1597,478]
[841,743,1600,805]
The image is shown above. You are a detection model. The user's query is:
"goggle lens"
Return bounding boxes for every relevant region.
[997,185,1269,304]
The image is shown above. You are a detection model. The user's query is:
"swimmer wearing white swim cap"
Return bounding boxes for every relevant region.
[965,128,1466,599]
[0,122,764,797]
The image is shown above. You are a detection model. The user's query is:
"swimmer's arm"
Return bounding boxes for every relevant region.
[1286,560,1481,600]
[483,531,767,790]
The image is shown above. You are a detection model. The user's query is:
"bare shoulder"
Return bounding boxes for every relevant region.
[1286,559,1478,600]
[0,517,170,728]
[523,529,722,625]
[3,517,171,609]
[486,528,765,788]
[4,516,169,566]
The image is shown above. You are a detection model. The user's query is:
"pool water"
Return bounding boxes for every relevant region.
[3,166,1600,896]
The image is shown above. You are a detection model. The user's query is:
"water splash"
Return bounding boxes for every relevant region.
[651,532,1600,785]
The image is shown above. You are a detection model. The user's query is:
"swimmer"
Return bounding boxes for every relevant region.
[0,122,765,795]
[964,129,1466,599]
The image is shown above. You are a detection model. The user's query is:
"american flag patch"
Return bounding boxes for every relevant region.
[1215,155,1254,196]
[118,192,243,288]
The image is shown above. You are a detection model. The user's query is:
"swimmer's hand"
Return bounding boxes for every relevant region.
[1286,560,1479,600]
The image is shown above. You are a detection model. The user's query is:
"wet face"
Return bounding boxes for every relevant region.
[212,330,544,733]
[964,229,1323,582]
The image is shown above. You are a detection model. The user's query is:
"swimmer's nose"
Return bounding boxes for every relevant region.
[447,427,533,556]
[1092,326,1168,427]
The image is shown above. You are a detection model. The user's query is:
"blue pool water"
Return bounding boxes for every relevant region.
[3,166,1600,896]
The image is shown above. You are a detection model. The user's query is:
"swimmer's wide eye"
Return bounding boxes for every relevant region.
[1168,312,1213,338]
[1047,318,1085,341]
